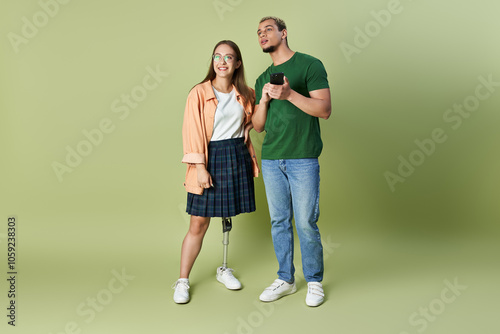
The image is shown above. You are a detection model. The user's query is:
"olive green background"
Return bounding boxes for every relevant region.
[1,0,499,333]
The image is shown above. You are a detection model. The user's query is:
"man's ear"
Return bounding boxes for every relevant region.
[281,29,288,41]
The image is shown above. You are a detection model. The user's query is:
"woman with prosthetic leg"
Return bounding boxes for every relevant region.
[173,40,259,304]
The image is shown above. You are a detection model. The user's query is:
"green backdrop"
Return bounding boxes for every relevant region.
[1,0,499,333]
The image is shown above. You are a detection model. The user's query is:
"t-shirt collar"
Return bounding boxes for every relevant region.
[203,80,241,101]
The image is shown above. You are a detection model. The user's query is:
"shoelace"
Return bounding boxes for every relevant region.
[220,268,234,276]
[171,280,189,290]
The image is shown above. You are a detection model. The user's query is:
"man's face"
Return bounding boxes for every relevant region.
[257,19,285,53]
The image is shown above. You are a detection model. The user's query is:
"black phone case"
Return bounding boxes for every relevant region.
[270,72,284,85]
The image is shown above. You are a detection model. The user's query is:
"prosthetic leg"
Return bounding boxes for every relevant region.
[221,217,232,269]
[216,217,242,289]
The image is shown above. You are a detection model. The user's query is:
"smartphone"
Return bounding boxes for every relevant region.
[270,72,284,85]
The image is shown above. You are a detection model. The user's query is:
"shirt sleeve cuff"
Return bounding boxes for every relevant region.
[182,153,205,164]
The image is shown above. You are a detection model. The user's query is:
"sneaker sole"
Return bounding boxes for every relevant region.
[173,297,190,304]
[305,298,324,307]
[259,285,297,302]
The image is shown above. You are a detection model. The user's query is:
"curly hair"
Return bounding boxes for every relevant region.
[259,16,288,46]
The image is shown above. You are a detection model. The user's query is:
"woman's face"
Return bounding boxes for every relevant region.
[213,44,241,80]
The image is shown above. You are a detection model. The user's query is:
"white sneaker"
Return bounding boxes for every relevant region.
[306,282,324,307]
[216,267,242,290]
[172,279,190,304]
[259,279,297,302]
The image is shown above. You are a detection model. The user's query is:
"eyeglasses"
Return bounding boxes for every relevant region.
[213,54,236,63]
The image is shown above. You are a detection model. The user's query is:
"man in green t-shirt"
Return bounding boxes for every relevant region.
[253,16,331,307]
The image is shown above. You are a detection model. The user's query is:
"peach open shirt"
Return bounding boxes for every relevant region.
[182,80,259,195]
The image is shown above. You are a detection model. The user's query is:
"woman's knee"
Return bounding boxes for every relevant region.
[189,216,210,235]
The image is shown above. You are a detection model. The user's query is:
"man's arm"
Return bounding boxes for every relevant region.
[288,87,331,119]
[252,83,272,133]
[267,77,331,120]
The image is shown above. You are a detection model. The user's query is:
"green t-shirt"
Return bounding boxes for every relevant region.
[255,52,330,160]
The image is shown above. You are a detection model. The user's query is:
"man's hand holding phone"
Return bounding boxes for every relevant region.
[267,73,291,101]
[260,72,291,105]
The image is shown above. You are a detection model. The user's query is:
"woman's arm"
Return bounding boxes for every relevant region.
[181,88,206,164]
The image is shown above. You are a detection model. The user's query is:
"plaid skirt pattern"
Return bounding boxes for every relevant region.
[186,137,256,217]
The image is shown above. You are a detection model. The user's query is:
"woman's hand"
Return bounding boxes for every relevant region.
[196,164,213,189]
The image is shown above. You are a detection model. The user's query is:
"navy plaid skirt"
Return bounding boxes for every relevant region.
[186,137,256,217]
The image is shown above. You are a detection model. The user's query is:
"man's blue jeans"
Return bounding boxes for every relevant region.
[261,158,324,283]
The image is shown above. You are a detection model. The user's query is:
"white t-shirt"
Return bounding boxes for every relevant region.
[211,87,245,141]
